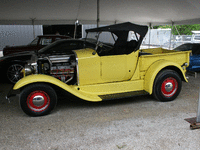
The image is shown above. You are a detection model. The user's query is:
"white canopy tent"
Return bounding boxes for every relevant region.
[0,0,200,26]
[1,0,200,50]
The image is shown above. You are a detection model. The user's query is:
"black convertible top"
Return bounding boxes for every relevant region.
[86,22,148,39]
[86,22,148,52]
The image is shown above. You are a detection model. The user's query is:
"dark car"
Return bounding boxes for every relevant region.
[174,43,200,72]
[3,35,71,56]
[0,39,113,83]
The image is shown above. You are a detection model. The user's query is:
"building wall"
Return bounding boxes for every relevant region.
[143,29,171,46]
[0,25,43,51]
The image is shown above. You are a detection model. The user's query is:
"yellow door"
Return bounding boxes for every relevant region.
[100,55,127,82]
[100,51,138,82]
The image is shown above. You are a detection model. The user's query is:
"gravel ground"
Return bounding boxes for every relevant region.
[0,74,200,150]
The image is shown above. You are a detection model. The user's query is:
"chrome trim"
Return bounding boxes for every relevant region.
[181,62,188,67]
[73,50,80,86]
[48,55,70,63]
[76,57,80,86]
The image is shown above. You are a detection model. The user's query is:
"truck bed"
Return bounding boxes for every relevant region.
[139,48,191,72]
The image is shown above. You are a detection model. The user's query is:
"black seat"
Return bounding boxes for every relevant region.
[126,40,138,54]
[109,40,138,55]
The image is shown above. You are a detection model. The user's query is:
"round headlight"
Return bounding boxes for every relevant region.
[25,64,33,75]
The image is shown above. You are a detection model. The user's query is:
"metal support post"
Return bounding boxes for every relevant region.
[97,0,100,28]
[169,21,174,50]
[184,87,200,129]
[197,88,200,122]
[148,23,151,49]
[31,18,36,39]
[74,20,79,39]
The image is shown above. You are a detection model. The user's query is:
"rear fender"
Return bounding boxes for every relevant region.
[144,59,188,95]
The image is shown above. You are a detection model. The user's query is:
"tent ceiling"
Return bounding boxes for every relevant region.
[1,0,200,25]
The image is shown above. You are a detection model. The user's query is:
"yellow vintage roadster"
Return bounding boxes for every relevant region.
[7,22,190,116]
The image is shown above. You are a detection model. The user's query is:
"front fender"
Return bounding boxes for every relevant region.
[14,74,102,102]
[144,59,188,95]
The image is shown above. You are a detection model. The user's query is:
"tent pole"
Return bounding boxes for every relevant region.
[97,0,100,27]
[149,23,151,48]
[169,21,174,50]
[74,20,79,39]
[31,18,36,39]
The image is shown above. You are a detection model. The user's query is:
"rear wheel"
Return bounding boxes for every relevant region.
[20,83,57,116]
[153,69,182,102]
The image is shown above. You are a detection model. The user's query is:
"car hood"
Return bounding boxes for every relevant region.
[0,51,35,60]
[3,45,32,50]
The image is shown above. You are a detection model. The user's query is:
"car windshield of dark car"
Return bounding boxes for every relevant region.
[39,37,53,46]
[29,37,39,46]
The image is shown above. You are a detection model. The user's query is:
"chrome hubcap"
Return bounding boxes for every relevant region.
[165,82,173,92]
[32,95,45,107]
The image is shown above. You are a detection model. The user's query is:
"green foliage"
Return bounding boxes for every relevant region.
[153,24,200,35]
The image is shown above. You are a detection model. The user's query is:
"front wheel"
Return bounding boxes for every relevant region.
[20,83,57,116]
[153,69,182,102]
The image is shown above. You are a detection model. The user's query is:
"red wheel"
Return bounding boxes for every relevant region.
[153,69,182,102]
[161,77,178,97]
[20,83,57,116]
[27,91,50,112]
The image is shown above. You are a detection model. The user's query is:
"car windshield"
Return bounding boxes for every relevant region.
[87,31,116,44]
[29,37,39,46]
[86,30,141,56]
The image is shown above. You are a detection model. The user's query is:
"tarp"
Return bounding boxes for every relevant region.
[0,0,200,25]
[174,43,200,55]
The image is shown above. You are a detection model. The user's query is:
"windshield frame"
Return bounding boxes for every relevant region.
[29,37,39,46]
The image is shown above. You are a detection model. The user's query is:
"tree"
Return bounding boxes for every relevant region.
[153,24,200,35]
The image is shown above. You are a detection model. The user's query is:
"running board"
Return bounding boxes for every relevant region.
[99,90,148,100]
